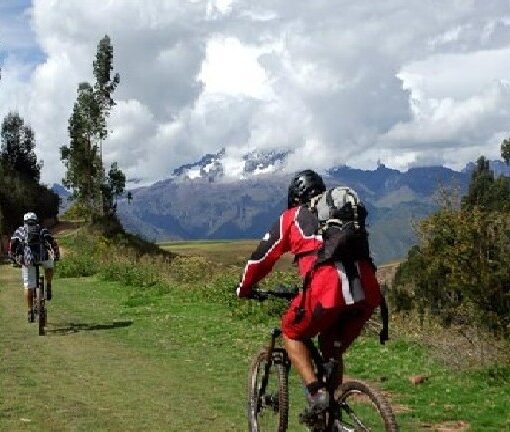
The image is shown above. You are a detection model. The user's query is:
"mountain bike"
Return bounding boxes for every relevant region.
[247,287,398,432]
[34,264,47,336]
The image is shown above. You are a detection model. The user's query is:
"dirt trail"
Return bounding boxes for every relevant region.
[0,266,242,431]
[49,220,82,237]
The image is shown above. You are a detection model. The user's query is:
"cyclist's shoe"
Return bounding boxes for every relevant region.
[27,310,35,323]
[46,284,52,301]
[299,388,329,427]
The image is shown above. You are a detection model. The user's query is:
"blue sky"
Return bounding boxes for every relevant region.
[1,1,510,185]
[0,0,43,66]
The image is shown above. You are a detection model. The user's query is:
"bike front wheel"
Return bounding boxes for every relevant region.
[247,349,289,432]
[335,380,398,432]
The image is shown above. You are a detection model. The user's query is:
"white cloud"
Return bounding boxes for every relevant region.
[1,0,510,185]
[198,36,273,99]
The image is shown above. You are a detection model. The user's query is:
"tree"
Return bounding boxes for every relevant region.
[462,156,510,212]
[501,137,510,165]
[101,162,126,215]
[60,35,124,218]
[0,120,59,241]
[61,82,103,210]
[1,112,41,182]
[93,35,120,127]
[394,155,510,340]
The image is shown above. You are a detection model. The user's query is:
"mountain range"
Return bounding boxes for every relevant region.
[53,150,509,264]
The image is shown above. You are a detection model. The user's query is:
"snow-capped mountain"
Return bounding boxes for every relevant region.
[116,158,480,264]
[171,148,290,182]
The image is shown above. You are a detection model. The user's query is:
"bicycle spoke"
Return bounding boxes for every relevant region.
[337,390,388,431]
[340,403,371,431]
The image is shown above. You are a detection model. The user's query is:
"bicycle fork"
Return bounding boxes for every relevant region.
[257,328,282,409]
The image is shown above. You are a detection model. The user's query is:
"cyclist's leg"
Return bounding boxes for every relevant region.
[44,267,53,284]
[318,330,344,388]
[22,265,37,317]
[282,294,316,385]
[42,259,54,299]
[282,337,316,384]
[282,296,343,385]
[282,265,346,387]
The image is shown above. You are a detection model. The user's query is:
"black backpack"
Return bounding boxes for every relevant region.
[24,223,43,265]
[308,186,370,265]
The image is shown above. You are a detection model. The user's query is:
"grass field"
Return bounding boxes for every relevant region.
[1,237,509,431]
[159,239,295,271]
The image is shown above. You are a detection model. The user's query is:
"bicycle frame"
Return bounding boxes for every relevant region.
[250,288,398,432]
[259,326,340,431]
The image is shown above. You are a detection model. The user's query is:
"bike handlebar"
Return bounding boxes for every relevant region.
[251,285,300,301]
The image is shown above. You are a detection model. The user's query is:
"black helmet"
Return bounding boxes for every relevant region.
[288,169,326,208]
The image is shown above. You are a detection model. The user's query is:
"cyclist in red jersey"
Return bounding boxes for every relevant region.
[237,170,382,413]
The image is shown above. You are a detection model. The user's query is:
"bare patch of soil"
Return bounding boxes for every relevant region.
[428,420,470,431]
[50,220,82,236]
[376,262,400,287]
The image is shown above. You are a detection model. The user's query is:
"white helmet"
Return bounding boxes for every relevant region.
[23,212,38,224]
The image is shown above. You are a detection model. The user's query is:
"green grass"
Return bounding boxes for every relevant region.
[2,263,509,431]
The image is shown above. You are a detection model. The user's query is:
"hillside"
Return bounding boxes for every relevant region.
[113,161,475,264]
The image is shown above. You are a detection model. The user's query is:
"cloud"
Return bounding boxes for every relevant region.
[1,0,510,185]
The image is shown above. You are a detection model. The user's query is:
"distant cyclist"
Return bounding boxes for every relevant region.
[237,169,382,417]
[8,212,60,323]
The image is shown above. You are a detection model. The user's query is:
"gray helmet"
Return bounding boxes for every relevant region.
[288,170,326,208]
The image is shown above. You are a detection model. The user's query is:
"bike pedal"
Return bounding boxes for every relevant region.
[299,408,326,428]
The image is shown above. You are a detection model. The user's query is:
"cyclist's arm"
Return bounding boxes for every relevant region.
[41,228,60,260]
[8,228,24,263]
[237,214,290,298]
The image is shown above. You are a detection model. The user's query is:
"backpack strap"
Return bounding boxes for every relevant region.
[292,270,313,324]
[325,189,335,208]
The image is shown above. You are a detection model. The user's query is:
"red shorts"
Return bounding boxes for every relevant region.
[281,260,381,358]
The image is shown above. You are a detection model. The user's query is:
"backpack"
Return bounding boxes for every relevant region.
[303,186,390,345]
[308,186,370,265]
[24,223,43,265]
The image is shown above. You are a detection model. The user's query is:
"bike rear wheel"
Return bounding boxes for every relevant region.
[37,276,46,336]
[335,380,398,432]
[248,348,289,432]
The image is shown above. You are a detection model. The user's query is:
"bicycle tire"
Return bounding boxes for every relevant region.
[38,277,45,336]
[247,348,289,432]
[336,380,398,432]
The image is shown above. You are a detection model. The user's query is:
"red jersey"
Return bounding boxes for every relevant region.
[237,205,381,310]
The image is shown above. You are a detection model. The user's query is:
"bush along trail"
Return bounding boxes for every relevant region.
[1,228,509,431]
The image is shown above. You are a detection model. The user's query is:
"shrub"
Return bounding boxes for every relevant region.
[57,254,97,278]
[394,207,510,339]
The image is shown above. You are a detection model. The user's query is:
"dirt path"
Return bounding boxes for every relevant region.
[0,266,243,431]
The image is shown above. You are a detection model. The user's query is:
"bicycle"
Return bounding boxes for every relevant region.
[247,287,398,432]
[33,263,47,336]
